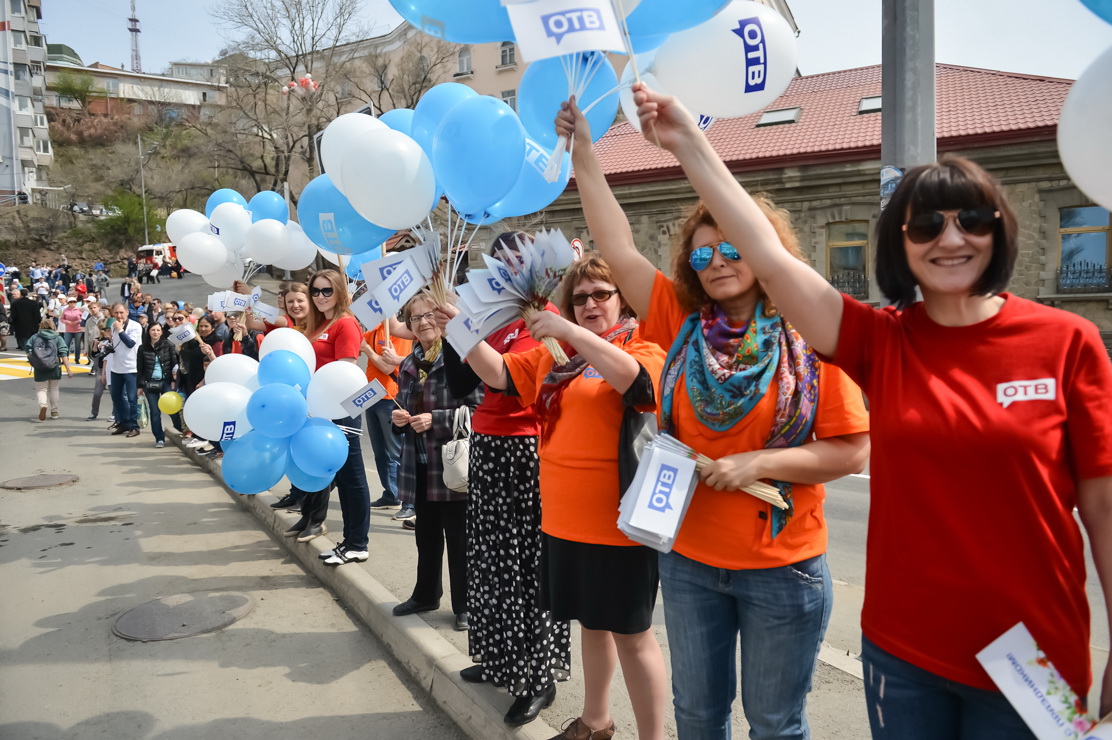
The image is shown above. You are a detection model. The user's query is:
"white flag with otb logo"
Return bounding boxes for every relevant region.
[505,0,627,62]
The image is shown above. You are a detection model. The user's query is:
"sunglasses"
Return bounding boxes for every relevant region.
[689,242,741,271]
[902,206,1000,244]
[309,286,334,298]
[406,311,436,325]
[571,288,620,306]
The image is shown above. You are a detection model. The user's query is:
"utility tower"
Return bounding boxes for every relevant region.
[128,0,142,73]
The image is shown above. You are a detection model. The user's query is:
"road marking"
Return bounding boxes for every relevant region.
[0,356,92,381]
[818,642,864,679]
[850,473,870,479]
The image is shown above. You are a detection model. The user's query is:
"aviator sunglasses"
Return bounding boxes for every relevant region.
[902,206,1000,244]
[689,241,741,272]
[309,286,334,298]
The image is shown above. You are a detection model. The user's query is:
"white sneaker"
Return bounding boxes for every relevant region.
[155,441,164,448]
[323,548,368,566]
[186,438,208,449]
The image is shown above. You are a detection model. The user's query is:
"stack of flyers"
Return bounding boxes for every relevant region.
[349,233,437,330]
[445,229,576,361]
[618,435,702,553]
[207,287,281,323]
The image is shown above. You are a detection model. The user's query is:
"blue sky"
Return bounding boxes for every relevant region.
[40,0,1112,80]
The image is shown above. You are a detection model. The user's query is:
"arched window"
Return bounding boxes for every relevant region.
[499,42,516,67]
[457,48,472,75]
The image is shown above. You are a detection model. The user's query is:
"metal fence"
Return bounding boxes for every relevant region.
[1056,261,1111,293]
[829,271,869,299]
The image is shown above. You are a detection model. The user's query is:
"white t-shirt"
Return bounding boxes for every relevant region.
[109,318,142,374]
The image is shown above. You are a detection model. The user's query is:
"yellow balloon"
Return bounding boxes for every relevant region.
[158,391,184,415]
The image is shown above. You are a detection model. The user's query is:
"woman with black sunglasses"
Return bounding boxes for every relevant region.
[556,100,870,740]
[628,83,1112,739]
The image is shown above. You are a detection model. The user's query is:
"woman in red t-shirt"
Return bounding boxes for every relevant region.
[630,84,1112,738]
[284,270,373,565]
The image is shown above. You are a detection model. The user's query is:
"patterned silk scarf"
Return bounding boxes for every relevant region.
[660,303,820,537]
[535,318,638,444]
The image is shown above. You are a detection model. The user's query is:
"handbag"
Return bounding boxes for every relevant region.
[143,379,162,393]
[441,405,472,493]
[618,405,657,498]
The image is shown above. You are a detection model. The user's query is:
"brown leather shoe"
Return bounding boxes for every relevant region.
[549,718,615,740]
[125,429,140,438]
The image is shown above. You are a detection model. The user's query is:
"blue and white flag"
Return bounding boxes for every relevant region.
[506,0,626,62]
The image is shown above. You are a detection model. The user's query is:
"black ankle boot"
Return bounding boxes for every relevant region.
[504,683,556,726]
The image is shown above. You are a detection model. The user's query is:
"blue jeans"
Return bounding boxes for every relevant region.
[333,415,371,550]
[861,637,1037,740]
[63,331,82,362]
[365,398,402,499]
[145,383,182,443]
[110,371,138,430]
[660,551,833,740]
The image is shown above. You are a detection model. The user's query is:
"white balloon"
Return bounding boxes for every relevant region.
[317,246,341,266]
[306,360,367,420]
[271,224,317,270]
[619,52,662,133]
[652,0,797,119]
[204,353,259,388]
[242,219,292,264]
[202,260,243,288]
[258,327,317,373]
[1059,45,1112,211]
[182,381,254,440]
[209,202,254,252]
[166,209,210,244]
[340,129,436,230]
[177,232,229,274]
[321,112,387,194]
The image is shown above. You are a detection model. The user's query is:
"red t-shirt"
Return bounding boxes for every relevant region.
[311,314,362,367]
[833,292,1112,696]
[473,318,544,437]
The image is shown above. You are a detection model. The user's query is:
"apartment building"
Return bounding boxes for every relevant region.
[0,0,53,203]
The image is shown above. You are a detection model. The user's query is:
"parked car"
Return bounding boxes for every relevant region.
[69,201,90,214]
[90,204,106,216]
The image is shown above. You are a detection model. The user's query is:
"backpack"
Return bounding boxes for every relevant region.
[29,334,59,371]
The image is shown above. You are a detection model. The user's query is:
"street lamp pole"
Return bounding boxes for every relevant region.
[138,133,149,244]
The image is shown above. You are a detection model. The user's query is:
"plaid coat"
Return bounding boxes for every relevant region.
[394,343,483,504]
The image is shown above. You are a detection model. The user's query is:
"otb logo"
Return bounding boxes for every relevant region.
[387,269,413,300]
[366,296,383,314]
[731,17,767,93]
[378,262,400,280]
[996,378,1056,408]
[210,224,222,235]
[351,387,378,408]
[487,277,506,295]
[220,421,237,441]
[542,8,604,44]
[524,139,551,176]
[648,464,679,513]
[318,213,346,252]
[420,16,445,38]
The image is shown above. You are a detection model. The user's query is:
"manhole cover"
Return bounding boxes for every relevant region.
[1,474,79,490]
[112,592,253,642]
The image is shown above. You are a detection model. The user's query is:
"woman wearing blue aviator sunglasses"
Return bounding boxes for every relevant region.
[556,99,870,740]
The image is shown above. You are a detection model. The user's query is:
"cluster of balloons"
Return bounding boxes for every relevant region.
[1059,1,1112,212]
[281,73,319,96]
[180,329,371,495]
[165,189,318,288]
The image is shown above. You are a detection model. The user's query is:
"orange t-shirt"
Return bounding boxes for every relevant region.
[640,272,869,569]
[504,330,665,547]
[363,325,412,399]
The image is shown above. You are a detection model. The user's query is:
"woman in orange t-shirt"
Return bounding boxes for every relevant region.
[466,255,668,740]
[557,101,870,740]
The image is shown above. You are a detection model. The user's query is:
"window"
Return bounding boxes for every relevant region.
[104,78,119,94]
[14,63,29,82]
[10,0,23,15]
[33,113,47,128]
[1057,205,1111,292]
[756,107,801,127]
[858,96,882,114]
[826,221,869,299]
[501,89,517,112]
[12,31,25,50]
[457,48,472,76]
[202,92,208,102]
[34,139,51,155]
[16,96,32,114]
[27,33,43,48]
[18,127,32,147]
[499,42,516,67]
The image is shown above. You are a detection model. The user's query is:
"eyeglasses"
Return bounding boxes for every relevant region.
[689,242,741,271]
[902,206,1000,244]
[171,316,186,323]
[309,286,334,298]
[571,288,620,306]
[407,311,436,325]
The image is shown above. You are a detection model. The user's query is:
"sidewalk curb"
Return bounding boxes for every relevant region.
[168,430,557,740]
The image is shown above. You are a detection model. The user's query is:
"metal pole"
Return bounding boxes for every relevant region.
[138,133,149,244]
[880,0,936,201]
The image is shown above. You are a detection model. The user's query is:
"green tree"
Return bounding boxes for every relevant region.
[48,69,97,112]
[93,189,164,249]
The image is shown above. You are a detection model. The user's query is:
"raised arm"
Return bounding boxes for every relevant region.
[525,311,640,394]
[1078,475,1112,716]
[634,83,845,358]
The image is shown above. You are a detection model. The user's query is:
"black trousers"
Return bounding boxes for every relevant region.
[411,463,468,615]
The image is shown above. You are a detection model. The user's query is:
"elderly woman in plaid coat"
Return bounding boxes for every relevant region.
[391,292,483,630]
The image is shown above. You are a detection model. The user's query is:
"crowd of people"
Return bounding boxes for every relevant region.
[6,84,1111,740]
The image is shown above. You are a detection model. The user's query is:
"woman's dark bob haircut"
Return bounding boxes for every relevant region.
[876,154,1018,309]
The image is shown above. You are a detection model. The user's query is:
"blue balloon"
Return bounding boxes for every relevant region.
[221,431,289,494]
[290,418,348,478]
[625,0,730,37]
[206,188,247,218]
[247,384,308,439]
[248,191,289,223]
[298,174,395,255]
[611,33,669,55]
[487,139,571,221]
[380,108,415,136]
[412,83,477,157]
[1081,0,1112,22]
[258,350,312,393]
[284,456,334,492]
[387,0,513,43]
[519,52,619,150]
[432,95,526,221]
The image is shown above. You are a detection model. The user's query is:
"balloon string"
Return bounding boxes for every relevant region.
[581,82,629,115]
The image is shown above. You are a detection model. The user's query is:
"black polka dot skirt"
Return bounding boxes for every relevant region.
[465,433,571,697]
